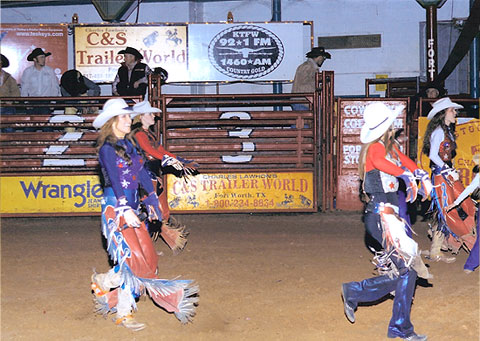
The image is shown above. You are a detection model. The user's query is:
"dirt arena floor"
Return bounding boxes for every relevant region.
[1,212,478,340]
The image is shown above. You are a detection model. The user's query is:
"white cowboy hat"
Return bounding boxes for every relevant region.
[92,98,132,129]
[131,99,161,118]
[427,97,463,120]
[360,102,404,143]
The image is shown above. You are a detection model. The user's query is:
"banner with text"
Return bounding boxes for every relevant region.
[0,24,68,83]
[167,172,314,212]
[417,117,480,186]
[74,25,187,82]
[0,175,103,214]
[187,23,303,81]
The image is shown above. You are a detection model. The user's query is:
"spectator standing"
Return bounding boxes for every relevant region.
[291,46,331,111]
[20,47,60,97]
[112,47,151,98]
[0,54,20,98]
[0,54,20,131]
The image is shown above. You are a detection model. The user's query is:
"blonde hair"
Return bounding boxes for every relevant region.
[358,127,395,180]
[96,116,132,164]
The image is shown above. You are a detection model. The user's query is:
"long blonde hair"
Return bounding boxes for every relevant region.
[96,116,132,164]
[358,127,395,180]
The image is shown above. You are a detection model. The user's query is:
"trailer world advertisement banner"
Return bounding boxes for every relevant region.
[167,172,314,212]
[74,25,187,82]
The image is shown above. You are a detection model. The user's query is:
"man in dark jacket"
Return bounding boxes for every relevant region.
[112,47,151,97]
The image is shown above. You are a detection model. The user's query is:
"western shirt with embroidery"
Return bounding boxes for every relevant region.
[99,139,153,208]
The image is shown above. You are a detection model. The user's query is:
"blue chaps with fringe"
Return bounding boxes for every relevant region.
[343,192,418,339]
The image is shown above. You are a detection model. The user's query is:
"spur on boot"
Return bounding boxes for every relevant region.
[430,253,456,263]
[341,283,355,323]
[115,315,146,331]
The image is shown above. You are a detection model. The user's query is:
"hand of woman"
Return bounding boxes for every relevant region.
[143,192,162,221]
[123,209,141,227]
[398,170,418,203]
[414,168,433,199]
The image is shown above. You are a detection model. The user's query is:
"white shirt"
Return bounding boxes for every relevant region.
[453,173,479,206]
[21,65,60,97]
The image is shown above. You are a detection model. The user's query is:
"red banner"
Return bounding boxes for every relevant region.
[0,24,68,84]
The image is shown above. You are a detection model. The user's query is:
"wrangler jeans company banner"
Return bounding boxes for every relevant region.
[0,175,103,215]
[187,23,304,81]
[166,172,315,212]
[0,24,68,83]
[417,117,480,187]
[74,25,187,82]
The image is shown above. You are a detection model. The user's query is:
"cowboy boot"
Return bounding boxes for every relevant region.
[429,231,456,263]
[411,254,433,279]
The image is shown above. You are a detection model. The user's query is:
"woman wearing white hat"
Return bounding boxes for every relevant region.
[341,102,432,341]
[128,99,195,252]
[421,97,476,261]
[90,98,198,331]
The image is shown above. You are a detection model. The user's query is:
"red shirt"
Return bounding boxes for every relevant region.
[365,142,417,176]
[134,129,176,160]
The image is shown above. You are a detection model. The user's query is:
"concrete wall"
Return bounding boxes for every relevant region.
[1,0,471,96]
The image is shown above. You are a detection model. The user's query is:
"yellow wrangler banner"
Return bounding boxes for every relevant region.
[0,175,103,214]
[417,117,480,186]
[167,172,314,211]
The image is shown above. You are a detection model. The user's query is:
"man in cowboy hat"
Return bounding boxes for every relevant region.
[112,46,152,97]
[1,54,21,129]
[20,47,60,97]
[291,46,331,110]
[0,54,20,98]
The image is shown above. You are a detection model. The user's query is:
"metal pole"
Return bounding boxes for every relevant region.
[470,0,479,98]
[272,0,282,111]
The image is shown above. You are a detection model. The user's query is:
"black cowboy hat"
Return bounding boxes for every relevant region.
[1,54,10,68]
[27,47,52,61]
[61,69,88,96]
[306,47,331,59]
[118,46,143,60]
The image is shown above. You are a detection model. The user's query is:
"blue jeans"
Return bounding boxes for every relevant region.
[343,192,418,339]
[464,209,479,271]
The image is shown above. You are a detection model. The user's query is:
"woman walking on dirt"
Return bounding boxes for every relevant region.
[90,98,198,331]
[128,99,198,251]
[341,102,432,341]
[446,154,479,273]
[421,97,476,262]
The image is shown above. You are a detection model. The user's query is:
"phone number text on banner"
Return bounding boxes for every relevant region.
[167,172,314,212]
